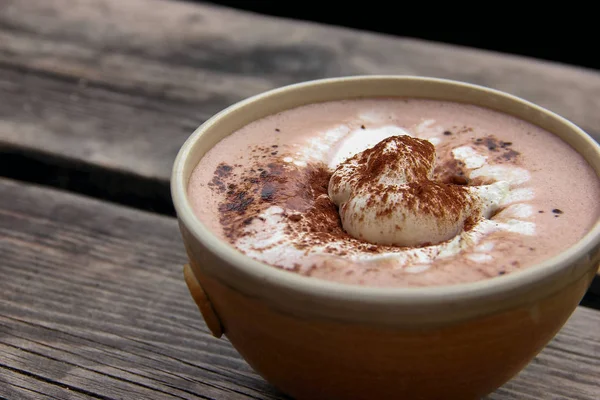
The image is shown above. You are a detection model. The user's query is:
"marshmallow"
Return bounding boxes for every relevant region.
[328,136,509,247]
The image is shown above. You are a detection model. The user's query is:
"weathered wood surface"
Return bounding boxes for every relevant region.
[0,178,284,400]
[1,178,599,399]
[1,0,599,184]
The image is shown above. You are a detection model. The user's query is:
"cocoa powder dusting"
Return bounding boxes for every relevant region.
[211,147,312,239]
[209,145,352,251]
[208,132,523,267]
[296,167,350,246]
[434,158,466,184]
[473,135,521,163]
[288,213,303,222]
[338,136,471,220]
[403,181,471,219]
[451,175,469,185]
[347,136,435,191]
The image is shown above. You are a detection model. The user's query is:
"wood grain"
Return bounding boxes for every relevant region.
[1,0,599,184]
[0,178,599,399]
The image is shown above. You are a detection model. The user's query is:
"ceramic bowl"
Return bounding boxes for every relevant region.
[171,76,600,400]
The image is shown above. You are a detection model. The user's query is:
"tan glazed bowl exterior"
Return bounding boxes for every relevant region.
[171,76,600,400]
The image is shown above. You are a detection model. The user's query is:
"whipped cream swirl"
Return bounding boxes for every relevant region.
[328,136,509,247]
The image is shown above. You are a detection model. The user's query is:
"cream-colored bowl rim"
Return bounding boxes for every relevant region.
[172,75,600,308]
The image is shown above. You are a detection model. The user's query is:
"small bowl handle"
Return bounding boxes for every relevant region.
[183,264,223,338]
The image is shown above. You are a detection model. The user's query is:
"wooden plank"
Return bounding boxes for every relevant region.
[0,365,86,400]
[0,179,283,400]
[1,0,599,184]
[0,178,599,399]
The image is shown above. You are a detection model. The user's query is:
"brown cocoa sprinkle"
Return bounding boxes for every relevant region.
[472,135,521,163]
[451,175,469,185]
[212,152,361,252]
[406,181,469,219]
[261,183,276,201]
[342,136,436,193]
[499,149,520,162]
[474,136,499,150]
[463,216,477,232]
[498,271,506,276]
[220,191,254,214]
[210,157,304,240]
[361,125,366,129]
[288,214,303,222]
[434,157,466,184]
[552,208,563,214]
[539,210,544,213]
[215,163,233,177]
[275,128,280,132]
[443,130,452,136]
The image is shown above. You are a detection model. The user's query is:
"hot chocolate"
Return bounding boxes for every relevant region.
[188,98,600,287]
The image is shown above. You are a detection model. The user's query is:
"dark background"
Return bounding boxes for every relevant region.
[199,1,598,71]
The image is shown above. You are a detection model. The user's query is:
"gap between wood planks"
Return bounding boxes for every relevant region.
[1,144,174,216]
